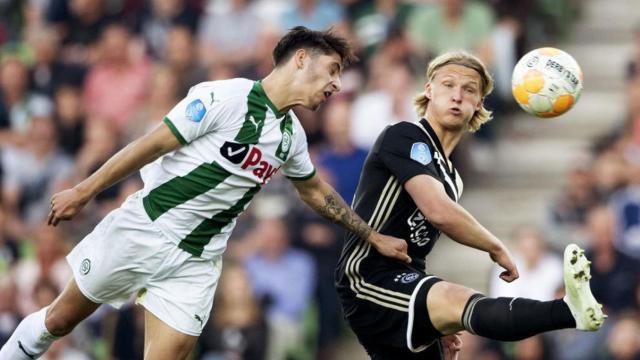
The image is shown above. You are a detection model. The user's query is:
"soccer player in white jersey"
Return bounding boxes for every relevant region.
[0,26,412,360]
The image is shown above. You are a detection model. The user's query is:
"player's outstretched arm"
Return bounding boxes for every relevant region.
[291,174,411,263]
[47,122,182,226]
[405,175,519,282]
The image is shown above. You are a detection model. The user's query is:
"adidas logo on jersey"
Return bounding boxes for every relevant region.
[220,141,280,184]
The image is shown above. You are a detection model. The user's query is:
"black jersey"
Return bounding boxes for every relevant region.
[336,118,463,296]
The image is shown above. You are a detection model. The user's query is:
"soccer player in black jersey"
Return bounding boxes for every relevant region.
[335,51,606,359]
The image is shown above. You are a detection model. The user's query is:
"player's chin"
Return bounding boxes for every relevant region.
[309,100,324,111]
[442,117,467,131]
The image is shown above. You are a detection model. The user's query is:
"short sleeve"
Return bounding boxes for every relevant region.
[163,86,233,144]
[282,120,315,181]
[377,124,440,185]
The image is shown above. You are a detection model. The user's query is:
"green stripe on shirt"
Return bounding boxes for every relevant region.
[178,184,261,256]
[143,161,231,221]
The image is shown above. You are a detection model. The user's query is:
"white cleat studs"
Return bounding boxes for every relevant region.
[563,244,606,331]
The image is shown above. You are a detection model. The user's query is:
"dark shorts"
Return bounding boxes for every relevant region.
[337,268,444,359]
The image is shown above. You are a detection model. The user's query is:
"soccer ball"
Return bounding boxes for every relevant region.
[511,47,583,118]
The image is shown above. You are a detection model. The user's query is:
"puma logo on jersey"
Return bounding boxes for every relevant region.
[248,115,260,131]
[220,141,280,184]
[194,314,204,327]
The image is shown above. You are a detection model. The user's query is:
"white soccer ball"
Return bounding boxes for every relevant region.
[511,47,583,118]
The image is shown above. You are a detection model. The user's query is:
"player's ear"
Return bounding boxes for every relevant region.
[476,97,483,111]
[293,49,307,70]
[424,83,432,100]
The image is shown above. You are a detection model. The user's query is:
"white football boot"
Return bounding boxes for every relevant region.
[563,243,606,331]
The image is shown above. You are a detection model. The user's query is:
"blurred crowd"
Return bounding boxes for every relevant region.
[1,0,636,360]
[478,24,640,360]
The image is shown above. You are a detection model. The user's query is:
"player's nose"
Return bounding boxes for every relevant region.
[451,88,463,102]
[331,77,341,92]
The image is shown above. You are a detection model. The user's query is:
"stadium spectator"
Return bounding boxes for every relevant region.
[199,261,268,360]
[26,27,85,97]
[134,0,200,60]
[198,0,262,72]
[592,150,629,200]
[281,0,346,33]
[490,225,563,301]
[547,155,600,249]
[296,215,343,360]
[40,336,90,360]
[1,116,74,239]
[83,22,152,133]
[0,208,19,269]
[627,23,640,80]
[0,57,54,145]
[585,206,640,315]
[46,0,117,65]
[349,0,413,56]
[244,217,315,360]
[52,84,86,157]
[349,60,415,149]
[111,305,145,360]
[12,224,71,316]
[605,312,640,360]
[610,153,640,260]
[162,25,207,97]
[405,0,496,64]
[126,66,180,142]
[513,335,551,360]
[0,275,20,346]
[317,98,368,203]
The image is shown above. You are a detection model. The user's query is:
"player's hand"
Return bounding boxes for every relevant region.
[47,187,90,226]
[490,247,519,282]
[441,333,462,360]
[368,232,412,263]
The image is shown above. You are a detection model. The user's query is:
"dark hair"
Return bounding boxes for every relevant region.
[272,26,357,68]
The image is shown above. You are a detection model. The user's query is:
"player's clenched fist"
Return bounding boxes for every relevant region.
[47,187,90,226]
[441,333,462,360]
[369,233,412,264]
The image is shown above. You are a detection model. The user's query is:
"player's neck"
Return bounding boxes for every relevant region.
[261,70,304,113]
[424,117,463,158]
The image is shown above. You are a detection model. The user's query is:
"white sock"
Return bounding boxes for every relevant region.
[0,307,59,359]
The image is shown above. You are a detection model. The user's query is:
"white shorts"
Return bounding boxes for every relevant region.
[67,192,222,336]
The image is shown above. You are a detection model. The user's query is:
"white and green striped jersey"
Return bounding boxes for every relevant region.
[138,78,315,259]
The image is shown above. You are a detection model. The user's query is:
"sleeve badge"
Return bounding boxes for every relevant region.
[186,99,206,123]
[410,142,432,165]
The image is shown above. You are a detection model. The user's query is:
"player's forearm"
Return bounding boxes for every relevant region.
[431,203,504,255]
[297,179,372,241]
[74,139,162,200]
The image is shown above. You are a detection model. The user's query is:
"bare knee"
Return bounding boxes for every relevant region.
[426,281,480,335]
[44,280,100,336]
[44,306,78,336]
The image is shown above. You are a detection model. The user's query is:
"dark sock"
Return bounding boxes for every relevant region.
[461,294,576,341]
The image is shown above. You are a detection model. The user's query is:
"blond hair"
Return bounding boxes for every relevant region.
[414,51,494,132]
